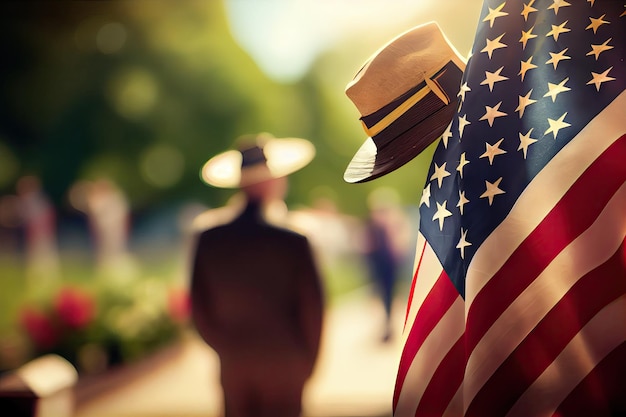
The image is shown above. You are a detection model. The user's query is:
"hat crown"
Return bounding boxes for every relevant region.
[240,145,267,168]
[346,21,463,116]
[234,132,273,169]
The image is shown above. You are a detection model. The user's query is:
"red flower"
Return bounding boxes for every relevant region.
[54,287,96,329]
[20,307,58,349]
[168,287,190,324]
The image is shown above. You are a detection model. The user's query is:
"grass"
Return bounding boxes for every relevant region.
[0,256,27,335]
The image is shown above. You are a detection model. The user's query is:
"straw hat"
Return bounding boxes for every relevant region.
[344,21,466,183]
[200,133,315,188]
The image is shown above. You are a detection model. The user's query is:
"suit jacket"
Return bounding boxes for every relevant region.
[190,199,324,374]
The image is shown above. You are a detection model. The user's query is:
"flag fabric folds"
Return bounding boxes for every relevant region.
[394,1,626,416]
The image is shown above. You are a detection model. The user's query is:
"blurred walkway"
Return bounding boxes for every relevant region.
[74,288,406,417]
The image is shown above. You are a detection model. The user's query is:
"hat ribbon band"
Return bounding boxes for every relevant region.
[361,73,451,138]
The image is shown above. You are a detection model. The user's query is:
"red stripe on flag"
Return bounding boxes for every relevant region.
[392,270,459,411]
[466,241,626,416]
[405,239,428,327]
[466,135,626,353]
[556,343,626,417]
[414,335,465,417]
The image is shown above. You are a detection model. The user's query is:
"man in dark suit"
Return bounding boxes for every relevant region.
[190,133,324,417]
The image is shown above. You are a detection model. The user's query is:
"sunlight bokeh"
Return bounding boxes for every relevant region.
[225,0,482,82]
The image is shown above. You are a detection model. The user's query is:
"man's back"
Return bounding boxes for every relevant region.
[191,200,324,360]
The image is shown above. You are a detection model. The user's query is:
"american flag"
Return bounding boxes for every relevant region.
[394,1,626,416]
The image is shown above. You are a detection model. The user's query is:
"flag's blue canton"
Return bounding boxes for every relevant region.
[419,0,626,298]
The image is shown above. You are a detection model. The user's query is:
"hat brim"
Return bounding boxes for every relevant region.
[201,137,315,188]
[343,102,457,183]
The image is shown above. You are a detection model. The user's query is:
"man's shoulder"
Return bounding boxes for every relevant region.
[265,221,309,240]
[198,221,234,238]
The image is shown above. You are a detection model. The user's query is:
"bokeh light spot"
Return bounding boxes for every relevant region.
[97,22,127,54]
[140,144,185,188]
[0,142,20,188]
[108,67,159,119]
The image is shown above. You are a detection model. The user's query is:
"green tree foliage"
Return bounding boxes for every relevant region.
[0,2,302,210]
[0,0,439,217]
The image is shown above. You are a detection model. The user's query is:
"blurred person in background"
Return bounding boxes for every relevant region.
[68,178,135,282]
[363,187,412,343]
[190,133,325,417]
[84,179,131,275]
[15,175,60,286]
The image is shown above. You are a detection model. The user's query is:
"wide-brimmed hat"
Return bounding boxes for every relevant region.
[200,133,315,188]
[344,21,466,183]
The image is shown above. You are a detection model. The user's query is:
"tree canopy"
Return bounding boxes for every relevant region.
[0,0,441,220]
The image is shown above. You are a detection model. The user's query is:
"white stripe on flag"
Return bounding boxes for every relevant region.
[402,233,445,344]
